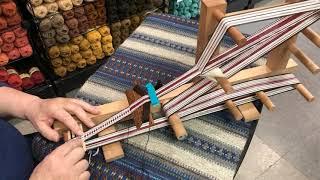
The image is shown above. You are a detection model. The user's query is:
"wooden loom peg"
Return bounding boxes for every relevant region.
[294,84,315,102]
[238,103,261,122]
[98,126,125,162]
[204,68,234,93]
[211,9,247,46]
[63,130,71,142]
[168,113,188,140]
[225,100,243,120]
[256,91,275,111]
[302,28,320,48]
[125,89,143,128]
[288,43,320,74]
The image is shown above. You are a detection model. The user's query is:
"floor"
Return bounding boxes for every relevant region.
[235,1,320,179]
[10,1,320,179]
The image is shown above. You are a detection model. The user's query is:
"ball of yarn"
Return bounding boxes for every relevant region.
[84,4,95,14]
[111,22,121,32]
[112,37,122,48]
[96,17,107,26]
[57,0,73,11]
[86,31,101,43]
[95,52,105,60]
[79,39,90,50]
[56,25,69,35]
[101,35,112,44]
[54,66,67,77]
[71,35,83,44]
[120,19,131,29]
[68,28,80,38]
[56,34,70,43]
[51,14,65,28]
[62,10,74,20]
[0,37,3,47]
[19,45,33,57]
[0,67,8,82]
[1,2,17,17]
[91,42,102,49]
[2,31,16,43]
[14,36,29,48]
[43,38,56,47]
[62,56,71,65]
[6,13,22,26]
[29,67,45,84]
[86,55,96,65]
[70,44,79,54]
[20,73,35,90]
[97,26,110,37]
[7,68,22,88]
[0,53,9,66]
[94,0,105,7]
[65,18,78,29]
[87,21,96,29]
[13,27,28,38]
[48,46,60,58]
[39,18,52,32]
[33,5,48,19]
[77,16,88,28]
[0,17,8,30]
[80,49,92,59]
[7,48,21,60]
[77,59,86,68]
[67,62,77,72]
[51,57,63,67]
[44,2,59,13]
[1,43,14,52]
[96,7,106,17]
[71,0,83,6]
[71,53,82,62]
[73,6,85,18]
[59,44,71,57]
[41,29,56,39]
[102,43,113,53]
[79,25,89,34]
[30,0,43,7]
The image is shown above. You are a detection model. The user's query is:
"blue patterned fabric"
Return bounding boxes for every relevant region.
[32,13,259,180]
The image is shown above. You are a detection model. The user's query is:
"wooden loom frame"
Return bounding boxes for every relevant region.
[54,0,320,163]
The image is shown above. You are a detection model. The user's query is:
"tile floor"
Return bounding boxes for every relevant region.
[235,1,320,179]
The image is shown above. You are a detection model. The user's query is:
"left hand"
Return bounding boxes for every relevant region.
[26,98,100,142]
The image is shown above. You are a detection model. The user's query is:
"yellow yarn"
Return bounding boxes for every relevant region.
[48,46,60,59]
[101,35,112,44]
[79,39,91,50]
[59,44,72,57]
[86,31,102,43]
[80,49,93,59]
[97,26,110,36]
[70,44,80,54]
[71,35,84,44]
[71,53,83,62]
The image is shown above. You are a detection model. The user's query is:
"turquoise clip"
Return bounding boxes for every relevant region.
[146,83,160,106]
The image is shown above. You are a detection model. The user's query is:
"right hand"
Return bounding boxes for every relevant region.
[30,139,90,180]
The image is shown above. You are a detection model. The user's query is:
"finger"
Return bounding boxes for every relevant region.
[79,171,90,180]
[66,147,85,164]
[56,139,83,156]
[37,122,60,142]
[70,99,100,115]
[74,159,89,173]
[64,103,95,128]
[54,110,83,136]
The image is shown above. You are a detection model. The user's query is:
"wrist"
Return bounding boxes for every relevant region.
[23,96,42,121]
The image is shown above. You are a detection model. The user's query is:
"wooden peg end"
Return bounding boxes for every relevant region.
[168,113,188,140]
[225,100,243,121]
[302,28,320,48]
[295,84,315,102]
[227,26,247,46]
[256,91,275,111]
[289,44,320,74]
[99,126,125,162]
[238,103,261,122]
[216,77,234,94]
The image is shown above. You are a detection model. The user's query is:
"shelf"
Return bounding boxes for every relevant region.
[25,80,56,99]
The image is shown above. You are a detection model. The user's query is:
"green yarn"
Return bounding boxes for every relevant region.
[170,0,199,19]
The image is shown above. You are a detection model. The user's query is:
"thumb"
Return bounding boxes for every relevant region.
[38,122,60,142]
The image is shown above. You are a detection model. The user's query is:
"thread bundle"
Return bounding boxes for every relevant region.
[0,67,44,90]
[0,1,22,30]
[171,0,200,19]
[49,25,114,77]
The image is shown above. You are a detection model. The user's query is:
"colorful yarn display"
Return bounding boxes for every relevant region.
[0,1,22,30]
[170,0,200,19]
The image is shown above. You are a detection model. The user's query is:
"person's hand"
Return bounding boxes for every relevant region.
[30,139,90,180]
[25,98,100,142]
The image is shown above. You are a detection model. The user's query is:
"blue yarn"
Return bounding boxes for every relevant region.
[184,0,192,6]
[146,83,160,106]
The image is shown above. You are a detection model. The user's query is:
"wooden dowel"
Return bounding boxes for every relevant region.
[63,131,71,142]
[289,44,320,74]
[256,91,275,111]
[225,100,243,120]
[302,28,320,48]
[168,113,188,140]
[238,102,261,122]
[212,9,247,46]
[98,126,124,162]
[216,77,234,94]
[295,84,315,102]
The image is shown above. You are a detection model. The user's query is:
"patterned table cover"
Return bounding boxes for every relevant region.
[32,13,259,180]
